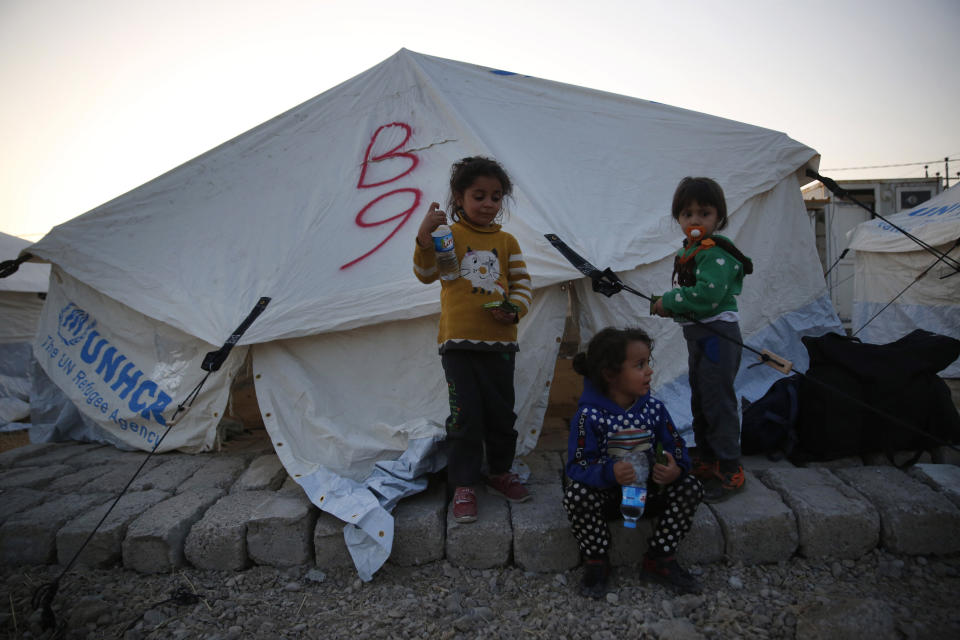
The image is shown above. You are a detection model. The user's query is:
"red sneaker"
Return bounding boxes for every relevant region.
[452,486,477,523]
[485,472,531,503]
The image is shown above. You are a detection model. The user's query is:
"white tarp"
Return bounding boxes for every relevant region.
[0,231,49,427]
[847,185,960,376]
[254,286,567,574]
[20,49,840,578]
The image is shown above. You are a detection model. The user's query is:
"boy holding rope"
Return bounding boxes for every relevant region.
[652,177,753,502]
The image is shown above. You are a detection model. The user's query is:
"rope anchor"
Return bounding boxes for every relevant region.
[759,349,793,374]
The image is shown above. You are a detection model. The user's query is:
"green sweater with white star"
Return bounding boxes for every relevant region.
[661,234,750,321]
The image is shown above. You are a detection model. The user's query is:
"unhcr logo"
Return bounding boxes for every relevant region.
[58,302,97,347]
[46,300,173,428]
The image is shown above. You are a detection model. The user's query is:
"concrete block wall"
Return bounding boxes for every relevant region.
[2,438,960,578]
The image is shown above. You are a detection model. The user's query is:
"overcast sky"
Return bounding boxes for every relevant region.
[1,0,958,241]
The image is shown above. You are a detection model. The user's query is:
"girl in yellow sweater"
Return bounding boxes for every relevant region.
[413,157,533,523]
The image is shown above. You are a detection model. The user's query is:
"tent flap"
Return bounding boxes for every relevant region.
[32,266,244,452]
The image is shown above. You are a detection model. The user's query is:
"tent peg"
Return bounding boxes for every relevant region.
[760,349,793,374]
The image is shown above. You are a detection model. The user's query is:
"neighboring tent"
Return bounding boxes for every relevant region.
[847,184,960,376]
[0,231,49,429]
[17,49,840,578]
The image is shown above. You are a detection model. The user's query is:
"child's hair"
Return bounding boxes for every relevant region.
[572,327,654,396]
[671,177,728,230]
[448,156,513,222]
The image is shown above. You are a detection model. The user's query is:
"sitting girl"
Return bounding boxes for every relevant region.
[563,327,703,598]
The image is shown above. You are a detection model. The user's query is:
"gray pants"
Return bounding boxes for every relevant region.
[683,321,742,462]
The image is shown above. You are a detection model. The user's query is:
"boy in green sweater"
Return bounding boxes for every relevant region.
[652,177,753,502]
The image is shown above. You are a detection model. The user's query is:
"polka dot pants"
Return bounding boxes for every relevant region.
[563,474,703,558]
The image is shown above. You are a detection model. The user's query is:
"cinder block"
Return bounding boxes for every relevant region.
[56,489,170,567]
[123,488,224,573]
[862,451,932,466]
[233,454,287,492]
[177,455,249,494]
[81,458,165,494]
[247,492,317,567]
[391,482,446,567]
[518,451,564,485]
[0,488,49,525]
[129,454,208,492]
[47,465,114,493]
[278,476,305,496]
[804,457,863,470]
[836,466,960,555]
[314,513,353,569]
[741,455,795,473]
[62,447,151,468]
[0,464,75,490]
[760,467,879,559]
[446,489,511,569]
[0,493,111,564]
[0,442,72,468]
[184,491,273,570]
[676,503,724,566]
[16,443,101,468]
[909,463,960,509]
[511,483,579,572]
[709,470,798,564]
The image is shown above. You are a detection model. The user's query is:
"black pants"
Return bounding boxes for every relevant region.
[563,474,703,559]
[441,349,518,486]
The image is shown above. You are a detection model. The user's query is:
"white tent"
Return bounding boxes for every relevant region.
[19,49,840,578]
[0,231,50,428]
[847,184,960,376]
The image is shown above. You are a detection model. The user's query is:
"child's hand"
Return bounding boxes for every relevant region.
[488,308,517,324]
[613,460,636,486]
[651,298,671,318]
[652,451,682,485]
[416,202,447,248]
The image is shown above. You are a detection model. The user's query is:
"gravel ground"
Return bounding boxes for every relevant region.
[2,550,957,640]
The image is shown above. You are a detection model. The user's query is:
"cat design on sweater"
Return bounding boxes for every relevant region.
[460,247,505,296]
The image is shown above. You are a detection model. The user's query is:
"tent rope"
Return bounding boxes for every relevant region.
[822,248,849,281]
[852,238,960,337]
[30,372,210,632]
[807,169,960,274]
[0,253,32,279]
[31,297,272,631]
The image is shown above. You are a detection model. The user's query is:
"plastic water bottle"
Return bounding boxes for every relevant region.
[431,225,459,280]
[620,449,649,529]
